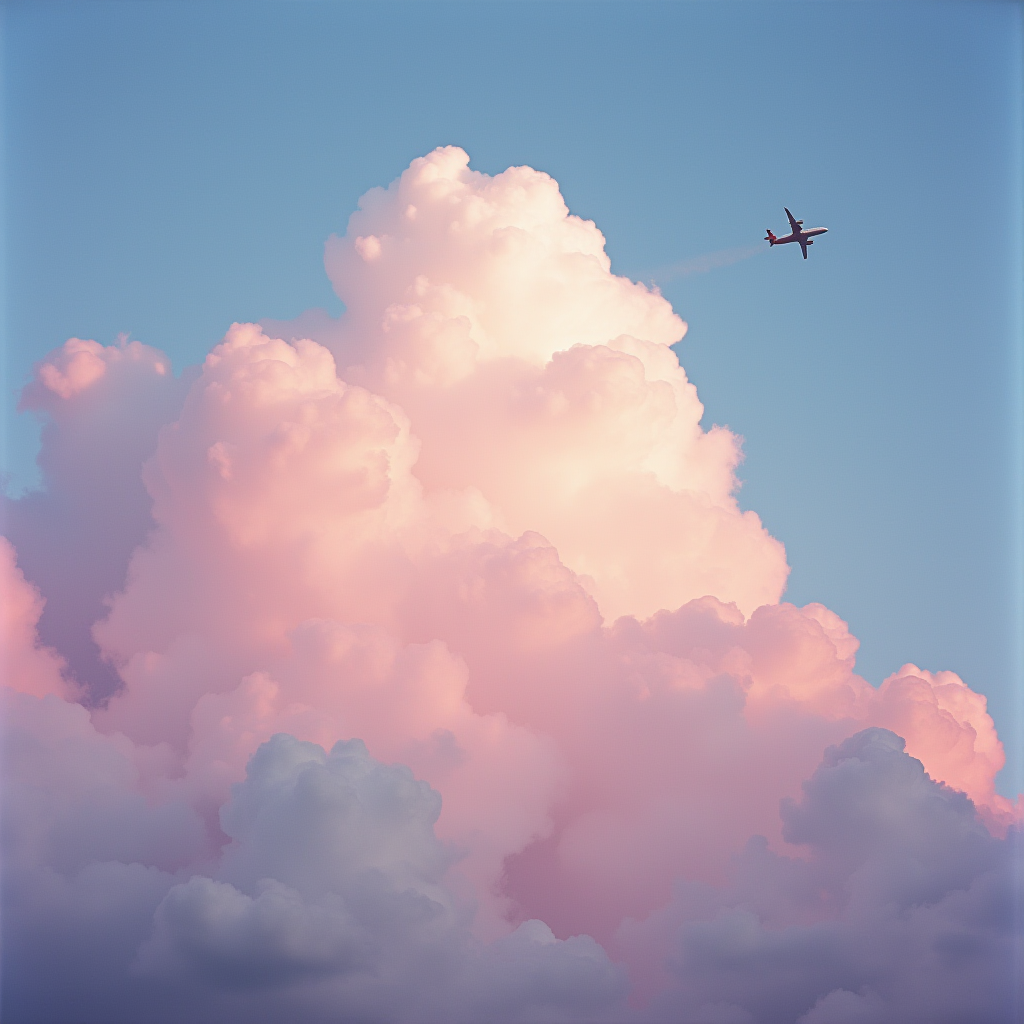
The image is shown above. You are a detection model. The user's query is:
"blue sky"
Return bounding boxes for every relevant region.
[2,0,1021,792]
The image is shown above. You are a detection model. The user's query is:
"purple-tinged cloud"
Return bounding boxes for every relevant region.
[620,729,1021,1024]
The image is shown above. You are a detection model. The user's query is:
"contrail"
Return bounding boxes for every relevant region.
[649,244,765,283]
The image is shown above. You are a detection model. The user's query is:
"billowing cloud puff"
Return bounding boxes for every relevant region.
[3,336,188,697]
[0,537,75,701]
[1,698,626,1023]
[2,149,1019,1022]
[621,730,1021,1024]
[137,732,627,1023]
[265,146,788,621]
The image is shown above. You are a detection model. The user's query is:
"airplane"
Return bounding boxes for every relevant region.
[764,208,828,259]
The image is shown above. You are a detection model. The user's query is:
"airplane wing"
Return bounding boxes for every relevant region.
[785,208,802,233]
[799,238,808,259]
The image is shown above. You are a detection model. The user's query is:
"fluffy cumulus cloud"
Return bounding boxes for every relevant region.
[621,729,1020,1024]
[2,148,1020,1023]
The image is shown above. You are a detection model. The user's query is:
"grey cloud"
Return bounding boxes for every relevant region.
[2,711,629,1023]
[140,876,368,987]
[627,729,1022,1024]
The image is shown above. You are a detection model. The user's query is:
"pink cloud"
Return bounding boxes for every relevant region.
[0,537,76,700]
[22,336,171,404]
[266,146,788,621]
[4,335,188,699]
[2,149,1018,1022]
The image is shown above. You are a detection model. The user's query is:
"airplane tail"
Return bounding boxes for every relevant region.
[764,229,777,245]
